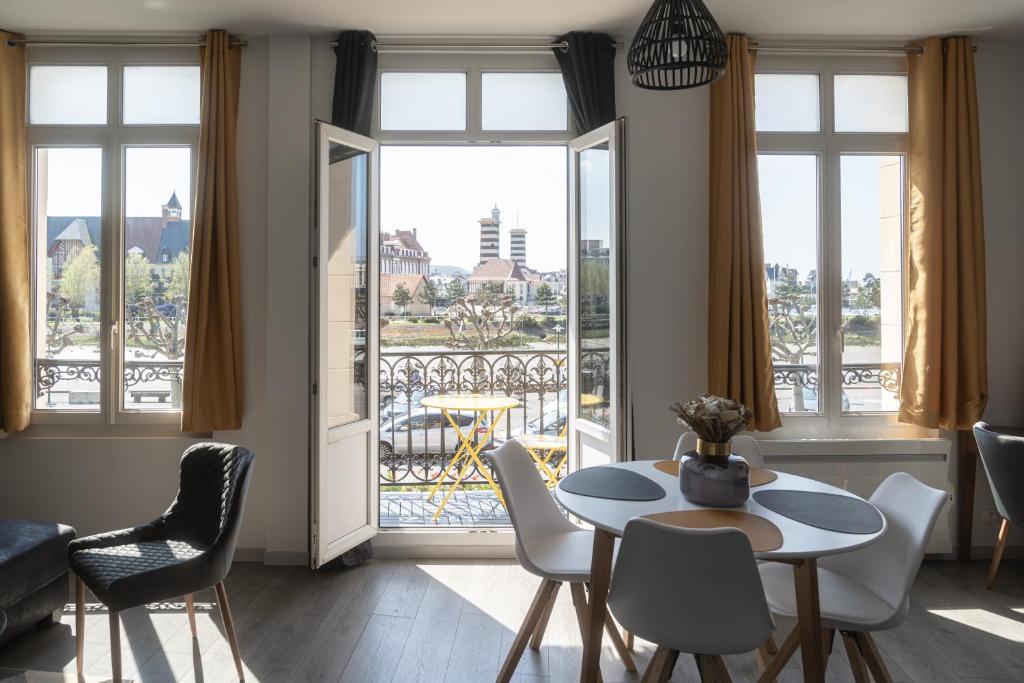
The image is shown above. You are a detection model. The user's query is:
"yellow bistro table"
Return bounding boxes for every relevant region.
[421,393,521,520]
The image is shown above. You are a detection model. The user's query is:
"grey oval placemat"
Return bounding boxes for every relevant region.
[560,467,667,501]
[753,490,883,534]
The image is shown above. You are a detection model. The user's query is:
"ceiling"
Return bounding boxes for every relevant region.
[2,0,1024,40]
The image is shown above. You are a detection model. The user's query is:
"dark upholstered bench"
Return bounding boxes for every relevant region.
[0,518,77,646]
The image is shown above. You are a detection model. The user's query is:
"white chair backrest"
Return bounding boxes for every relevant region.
[820,472,946,612]
[673,432,764,468]
[488,441,577,548]
[672,431,697,460]
[608,518,774,656]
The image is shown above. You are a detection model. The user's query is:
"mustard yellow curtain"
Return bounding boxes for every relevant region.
[181,30,243,432]
[708,34,782,432]
[900,37,987,429]
[0,34,31,433]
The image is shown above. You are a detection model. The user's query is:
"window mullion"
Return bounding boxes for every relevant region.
[821,67,843,427]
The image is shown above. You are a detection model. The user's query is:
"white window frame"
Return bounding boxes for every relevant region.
[26,46,200,429]
[371,50,573,540]
[755,54,931,440]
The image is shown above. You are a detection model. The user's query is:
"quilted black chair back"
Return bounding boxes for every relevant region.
[974,423,1024,525]
[161,443,255,573]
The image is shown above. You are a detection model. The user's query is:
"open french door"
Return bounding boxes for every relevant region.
[567,119,628,469]
[310,122,380,568]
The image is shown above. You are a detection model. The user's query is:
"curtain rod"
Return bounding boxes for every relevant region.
[5,37,248,48]
[328,39,624,52]
[749,42,978,55]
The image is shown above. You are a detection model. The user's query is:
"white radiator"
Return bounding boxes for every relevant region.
[759,439,954,555]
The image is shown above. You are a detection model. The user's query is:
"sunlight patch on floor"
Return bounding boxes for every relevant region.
[929,608,1024,643]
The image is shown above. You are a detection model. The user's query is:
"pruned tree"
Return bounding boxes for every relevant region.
[45,291,84,355]
[476,281,509,307]
[392,282,413,314]
[124,252,155,306]
[768,278,817,411]
[444,293,520,349]
[535,282,556,314]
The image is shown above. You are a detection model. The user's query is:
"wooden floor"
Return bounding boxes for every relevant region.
[0,559,1022,682]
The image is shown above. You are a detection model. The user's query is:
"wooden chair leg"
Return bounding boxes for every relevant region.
[603,612,637,671]
[75,576,85,676]
[108,611,122,683]
[625,629,635,652]
[854,632,893,683]
[215,582,245,682]
[755,634,778,678]
[185,593,198,639]
[822,627,835,668]
[710,655,733,682]
[529,581,560,650]
[498,579,557,683]
[695,653,732,682]
[841,632,870,683]
[987,518,1010,589]
[756,627,800,683]
[642,646,677,683]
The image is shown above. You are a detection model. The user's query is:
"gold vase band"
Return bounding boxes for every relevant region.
[696,439,732,458]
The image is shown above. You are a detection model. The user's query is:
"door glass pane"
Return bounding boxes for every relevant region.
[758,154,820,414]
[834,75,908,132]
[379,72,466,131]
[481,72,568,130]
[123,66,201,124]
[326,141,370,427]
[840,155,903,412]
[755,74,820,132]
[29,66,107,124]
[578,143,611,426]
[34,147,103,410]
[123,147,192,411]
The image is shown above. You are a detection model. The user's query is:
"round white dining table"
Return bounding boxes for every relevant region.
[555,459,887,683]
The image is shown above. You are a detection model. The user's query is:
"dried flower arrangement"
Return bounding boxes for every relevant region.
[669,394,752,444]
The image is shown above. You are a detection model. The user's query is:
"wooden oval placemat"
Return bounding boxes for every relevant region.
[643,510,784,552]
[652,460,779,487]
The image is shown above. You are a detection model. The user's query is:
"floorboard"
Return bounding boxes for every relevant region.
[0,559,1021,682]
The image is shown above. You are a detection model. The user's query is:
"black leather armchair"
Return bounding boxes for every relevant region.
[973,423,1024,589]
[70,443,254,682]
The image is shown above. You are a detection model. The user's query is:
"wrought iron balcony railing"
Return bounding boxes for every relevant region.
[35,358,184,407]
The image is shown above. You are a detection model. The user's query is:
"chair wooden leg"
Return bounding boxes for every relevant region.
[841,632,870,683]
[854,632,893,683]
[529,581,560,650]
[75,576,85,675]
[755,634,778,678]
[603,612,637,671]
[498,579,558,683]
[710,655,733,682]
[215,582,245,682]
[108,611,122,683]
[756,627,800,683]
[641,646,677,683]
[185,593,198,639]
[695,653,731,682]
[987,518,1010,589]
[625,629,635,652]
[822,627,835,668]
[570,583,602,683]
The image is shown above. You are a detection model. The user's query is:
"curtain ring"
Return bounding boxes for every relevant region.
[370,39,378,53]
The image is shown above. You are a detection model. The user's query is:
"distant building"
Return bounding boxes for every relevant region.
[479,205,500,263]
[468,258,531,305]
[381,229,430,275]
[509,228,527,268]
[47,218,95,278]
[380,273,431,315]
[765,262,799,297]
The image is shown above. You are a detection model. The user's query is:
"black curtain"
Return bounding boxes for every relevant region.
[553,32,617,133]
[331,30,377,136]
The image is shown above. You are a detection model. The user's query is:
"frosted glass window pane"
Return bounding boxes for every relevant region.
[481,72,568,130]
[755,74,819,132]
[123,66,200,124]
[29,66,107,124]
[380,72,466,130]
[835,75,908,132]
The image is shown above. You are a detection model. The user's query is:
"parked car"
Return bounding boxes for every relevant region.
[379,409,489,457]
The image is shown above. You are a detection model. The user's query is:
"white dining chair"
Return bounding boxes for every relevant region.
[608,517,775,682]
[487,441,636,682]
[757,472,946,681]
[673,432,765,468]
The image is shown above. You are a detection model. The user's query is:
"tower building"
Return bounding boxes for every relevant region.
[479,204,500,263]
[510,228,527,269]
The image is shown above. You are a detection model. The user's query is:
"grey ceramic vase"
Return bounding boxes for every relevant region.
[680,439,750,507]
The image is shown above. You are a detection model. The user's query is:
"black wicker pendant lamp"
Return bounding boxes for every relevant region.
[627,0,729,90]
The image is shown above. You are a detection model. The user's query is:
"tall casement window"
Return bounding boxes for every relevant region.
[27,49,200,424]
[755,57,913,434]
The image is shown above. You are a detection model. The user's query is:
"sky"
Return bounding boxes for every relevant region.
[380,146,569,273]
